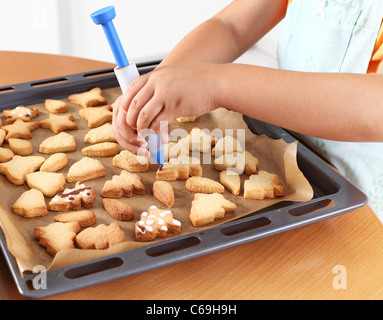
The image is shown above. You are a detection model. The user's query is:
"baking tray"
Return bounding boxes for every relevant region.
[0,61,367,299]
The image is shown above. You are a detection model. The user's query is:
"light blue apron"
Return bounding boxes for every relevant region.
[277,0,383,222]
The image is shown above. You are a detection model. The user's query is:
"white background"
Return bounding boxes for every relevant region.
[0,0,280,67]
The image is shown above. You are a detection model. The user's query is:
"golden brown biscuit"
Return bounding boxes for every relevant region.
[82,142,119,157]
[135,206,181,242]
[156,156,202,181]
[102,198,134,221]
[178,127,217,153]
[48,182,96,212]
[102,170,145,198]
[219,171,241,196]
[1,119,39,141]
[8,138,33,156]
[54,210,97,228]
[34,221,81,256]
[45,99,68,114]
[0,129,6,146]
[0,155,45,185]
[152,181,175,208]
[76,222,125,250]
[68,87,107,108]
[113,150,149,173]
[212,136,243,156]
[26,172,66,198]
[213,151,258,175]
[79,105,113,128]
[0,148,14,163]
[40,153,69,172]
[3,106,40,124]
[189,193,237,227]
[12,188,48,219]
[185,176,225,194]
[39,132,77,154]
[39,114,78,134]
[243,170,285,200]
[66,157,106,183]
[84,123,116,144]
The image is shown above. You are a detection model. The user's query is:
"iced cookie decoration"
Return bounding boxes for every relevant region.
[3,106,40,124]
[135,206,181,242]
[48,182,96,212]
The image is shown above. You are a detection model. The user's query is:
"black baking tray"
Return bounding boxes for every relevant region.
[0,61,367,299]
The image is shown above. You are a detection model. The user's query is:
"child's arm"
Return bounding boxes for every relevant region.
[113,0,288,152]
[213,64,383,142]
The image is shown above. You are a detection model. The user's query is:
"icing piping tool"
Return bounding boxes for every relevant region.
[91,6,164,166]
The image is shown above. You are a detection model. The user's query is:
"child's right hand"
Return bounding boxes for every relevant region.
[112,64,221,155]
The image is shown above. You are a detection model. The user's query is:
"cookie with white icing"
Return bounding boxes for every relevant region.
[135,206,181,242]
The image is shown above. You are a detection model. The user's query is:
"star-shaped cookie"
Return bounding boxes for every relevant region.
[1,119,39,141]
[68,87,108,108]
[39,114,78,134]
[79,105,113,128]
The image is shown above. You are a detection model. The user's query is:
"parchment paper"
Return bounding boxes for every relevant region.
[0,87,313,274]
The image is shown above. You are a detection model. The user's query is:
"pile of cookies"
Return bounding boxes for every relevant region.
[0,87,284,258]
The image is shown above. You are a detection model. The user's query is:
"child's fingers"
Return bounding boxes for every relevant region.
[136,99,164,135]
[120,74,149,113]
[126,84,155,130]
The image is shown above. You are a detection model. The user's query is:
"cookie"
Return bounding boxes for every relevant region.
[76,222,125,250]
[113,150,149,173]
[8,138,33,156]
[213,151,258,175]
[102,170,145,198]
[79,105,113,128]
[178,127,217,153]
[189,193,237,227]
[12,188,48,219]
[84,123,116,144]
[34,221,81,256]
[48,182,96,212]
[185,176,225,194]
[39,132,77,154]
[66,157,106,183]
[39,114,78,134]
[68,87,107,108]
[102,198,134,221]
[0,155,45,185]
[3,106,40,124]
[54,210,97,228]
[26,172,66,197]
[219,171,241,196]
[135,206,181,242]
[0,148,14,163]
[243,171,285,200]
[82,142,119,157]
[164,142,189,160]
[212,136,243,156]
[1,119,39,141]
[152,181,175,207]
[176,116,199,123]
[40,153,69,172]
[45,99,68,114]
[0,129,6,146]
[156,156,202,181]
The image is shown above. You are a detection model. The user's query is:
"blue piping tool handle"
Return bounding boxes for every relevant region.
[91,6,164,166]
[91,6,129,68]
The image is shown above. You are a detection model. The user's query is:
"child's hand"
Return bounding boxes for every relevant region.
[113,64,219,151]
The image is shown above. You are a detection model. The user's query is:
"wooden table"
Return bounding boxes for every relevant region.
[1,51,383,300]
